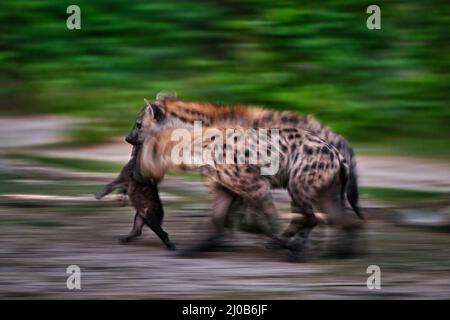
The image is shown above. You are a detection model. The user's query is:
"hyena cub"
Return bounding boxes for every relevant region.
[134,126,356,259]
[95,147,176,250]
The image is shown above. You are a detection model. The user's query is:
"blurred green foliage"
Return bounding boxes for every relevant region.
[0,1,448,155]
[6,153,122,172]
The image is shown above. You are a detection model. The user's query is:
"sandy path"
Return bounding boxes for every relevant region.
[3,119,447,192]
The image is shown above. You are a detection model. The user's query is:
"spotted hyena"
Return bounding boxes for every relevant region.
[131,124,357,260]
[126,98,363,223]
[95,147,176,250]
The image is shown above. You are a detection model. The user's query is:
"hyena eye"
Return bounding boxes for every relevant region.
[136,122,142,129]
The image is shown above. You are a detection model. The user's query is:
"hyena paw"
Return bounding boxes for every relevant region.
[285,238,310,262]
[287,248,307,262]
[118,235,135,244]
[264,238,287,251]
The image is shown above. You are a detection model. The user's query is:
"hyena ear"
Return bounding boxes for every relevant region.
[144,98,154,118]
[144,98,165,121]
[156,91,177,101]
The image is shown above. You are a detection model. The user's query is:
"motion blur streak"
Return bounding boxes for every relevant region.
[0,1,449,299]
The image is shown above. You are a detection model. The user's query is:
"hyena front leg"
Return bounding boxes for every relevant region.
[118,211,145,244]
[179,186,235,256]
[224,197,268,235]
[247,193,282,239]
[223,196,244,230]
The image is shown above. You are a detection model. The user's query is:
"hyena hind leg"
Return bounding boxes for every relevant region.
[318,190,365,258]
[118,211,145,244]
[281,200,317,238]
[178,186,235,257]
[281,192,318,261]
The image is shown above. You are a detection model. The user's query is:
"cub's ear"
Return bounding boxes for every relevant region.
[144,98,165,121]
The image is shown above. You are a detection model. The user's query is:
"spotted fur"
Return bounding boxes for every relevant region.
[136,126,352,258]
[127,97,362,219]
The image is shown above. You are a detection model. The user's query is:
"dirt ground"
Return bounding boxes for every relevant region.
[1,172,449,299]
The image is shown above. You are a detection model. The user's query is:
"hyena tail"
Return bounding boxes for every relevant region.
[339,160,349,206]
[339,159,364,220]
[346,164,364,220]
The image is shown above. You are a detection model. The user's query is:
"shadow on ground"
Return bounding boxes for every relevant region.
[0,168,449,299]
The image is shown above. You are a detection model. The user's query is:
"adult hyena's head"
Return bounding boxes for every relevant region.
[126,99,166,145]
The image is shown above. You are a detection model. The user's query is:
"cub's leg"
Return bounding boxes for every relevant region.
[144,208,176,250]
[95,180,126,199]
[95,157,134,199]
[140,182,176,250]
[118,211,145,244]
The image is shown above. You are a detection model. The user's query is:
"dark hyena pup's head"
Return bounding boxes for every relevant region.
[126,98,166,145]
